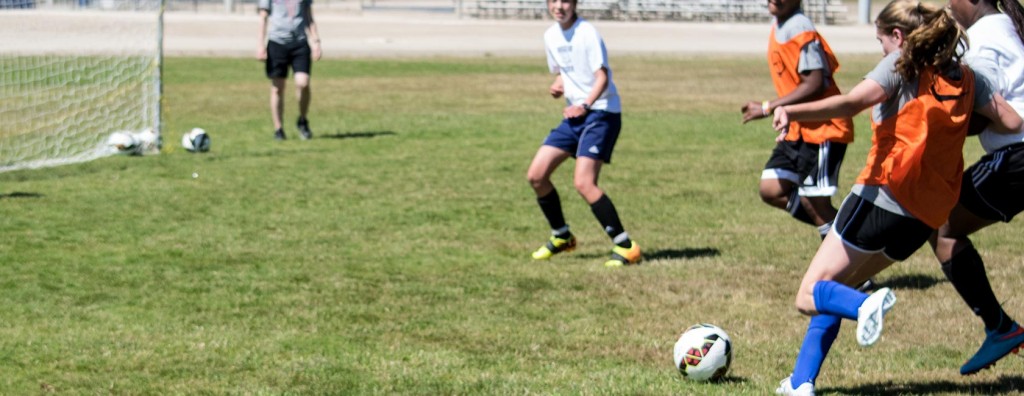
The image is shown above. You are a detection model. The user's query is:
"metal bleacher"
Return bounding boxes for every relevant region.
[471,0,849,24]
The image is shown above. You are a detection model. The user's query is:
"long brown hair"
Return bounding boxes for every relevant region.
[876,0,965,80]
[992,0,1024,45]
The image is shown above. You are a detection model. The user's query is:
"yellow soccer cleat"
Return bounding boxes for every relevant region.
[531,234,577,260]
[604,242,642,267]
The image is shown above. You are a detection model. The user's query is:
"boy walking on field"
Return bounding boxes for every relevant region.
[742,0,854,241]
[526,0,641,267]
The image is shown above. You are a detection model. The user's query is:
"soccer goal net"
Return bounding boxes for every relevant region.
[0,0,163,173]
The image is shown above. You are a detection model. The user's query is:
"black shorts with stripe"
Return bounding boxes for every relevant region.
[762,139,847,197]
[834,193,934,261]
[959,142,1024,222]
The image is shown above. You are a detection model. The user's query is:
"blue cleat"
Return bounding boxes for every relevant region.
[961,322,1024,375]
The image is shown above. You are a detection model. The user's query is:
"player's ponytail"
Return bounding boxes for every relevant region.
[876,0,966,80]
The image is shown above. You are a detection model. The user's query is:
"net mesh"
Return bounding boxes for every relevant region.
[0,2,161,172]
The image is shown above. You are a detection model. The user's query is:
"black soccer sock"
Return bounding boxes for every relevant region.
[537,189,568,234]
[787,191,816,226]
[590,194,631,248]
[941,244,1013,332]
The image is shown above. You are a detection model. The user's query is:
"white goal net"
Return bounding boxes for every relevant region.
[0,0,163,172]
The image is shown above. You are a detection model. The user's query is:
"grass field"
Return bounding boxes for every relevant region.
[2,55,1024,394]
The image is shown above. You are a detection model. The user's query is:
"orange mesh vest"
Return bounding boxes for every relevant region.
[769,28,854,144]
[855,66,973,229]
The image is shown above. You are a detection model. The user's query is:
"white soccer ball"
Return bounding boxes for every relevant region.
[673,323,732,381]
[106,131,139,155]
[133,128,161,154]
[182,128,211,153]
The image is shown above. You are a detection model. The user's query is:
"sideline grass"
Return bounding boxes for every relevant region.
[1,56,1023,394]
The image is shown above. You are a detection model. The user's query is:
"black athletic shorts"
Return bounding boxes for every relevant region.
[959,142,1024,222]
[834,193,934,261]
[265,40,311,79]
[763,139,847,197]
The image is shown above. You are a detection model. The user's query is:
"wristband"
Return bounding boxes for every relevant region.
[581,103,591,112]
[761,100,771,117]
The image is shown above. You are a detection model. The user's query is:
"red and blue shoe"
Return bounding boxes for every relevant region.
[961,322,1024,375]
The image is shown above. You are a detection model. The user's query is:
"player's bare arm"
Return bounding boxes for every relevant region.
[977,93,1024,134]
[550,74,564,98]
[257,9,269,61]
[773,78,885,132]
[305,5,322,61]
[563,67,607,119]
[742,69,824,124]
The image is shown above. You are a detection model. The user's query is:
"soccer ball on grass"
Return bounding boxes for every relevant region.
[182,128,210,153]
[673,323,732,381]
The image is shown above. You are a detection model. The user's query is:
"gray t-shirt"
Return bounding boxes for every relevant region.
[865,51,996,123]
[774,11,831,81]
[259,0,312,45]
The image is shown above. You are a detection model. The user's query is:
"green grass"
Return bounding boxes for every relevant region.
[2,55,1024,394]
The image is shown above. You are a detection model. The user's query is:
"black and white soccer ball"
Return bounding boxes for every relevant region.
[673,323,732,381]
[182,128,210,153]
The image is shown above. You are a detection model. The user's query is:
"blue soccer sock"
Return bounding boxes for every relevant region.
[790,314,841,387]
[812,280,868,320]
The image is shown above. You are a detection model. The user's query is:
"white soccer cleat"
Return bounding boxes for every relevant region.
[857,287,897,347]
[775,376,815,396]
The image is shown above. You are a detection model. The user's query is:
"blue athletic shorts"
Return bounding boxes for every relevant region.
[542,110,622,163]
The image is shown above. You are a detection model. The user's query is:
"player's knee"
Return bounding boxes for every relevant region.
[526,172,548,190]
[573,179,598,196]
[794,289,817,315]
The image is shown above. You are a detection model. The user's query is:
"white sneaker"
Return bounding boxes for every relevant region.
[775,376,815,396]
[857,287,897,347]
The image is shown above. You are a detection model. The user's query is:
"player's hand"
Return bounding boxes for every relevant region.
[311,42,322,61]
[256,47,267,61]
[741,101,765,124]
[772,106,790,142]
[550,81,564,98]
[563,104,586,119]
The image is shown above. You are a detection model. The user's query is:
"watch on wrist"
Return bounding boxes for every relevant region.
[581,103,591,111]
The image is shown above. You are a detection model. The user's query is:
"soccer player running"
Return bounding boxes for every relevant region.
[257,0,321,141]
[741,0,854,241]
[930,0,1024,375]
[769,1,1022,394]
[526,0,641,267]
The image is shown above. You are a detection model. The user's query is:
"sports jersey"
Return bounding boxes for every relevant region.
[544,18,621,113]
[259,0,312,45]
[769,11,854,144]
[858,52,995,228]
[964,14,1024,153]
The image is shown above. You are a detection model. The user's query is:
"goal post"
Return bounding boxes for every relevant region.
[0,0,164,173]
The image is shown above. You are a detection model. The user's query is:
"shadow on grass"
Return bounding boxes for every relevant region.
[319,131,396,140]
[646,247,720,260]
[576,247,720,261]
[823,375,1024,395]
[877,273,945,291]
[0,192,43,199]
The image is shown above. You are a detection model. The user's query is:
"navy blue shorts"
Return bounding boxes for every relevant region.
[959,142,1024,222]
[266,40,311,79]
[833,193,933,261]
[542,110,622,163]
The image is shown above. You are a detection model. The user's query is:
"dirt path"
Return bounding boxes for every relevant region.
[164,10,882,57]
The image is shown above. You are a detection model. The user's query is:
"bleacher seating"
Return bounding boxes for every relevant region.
[471,0,849,24]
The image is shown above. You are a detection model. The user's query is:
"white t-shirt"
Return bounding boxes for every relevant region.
[965,14,1024,152]
[544,18,621,113]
